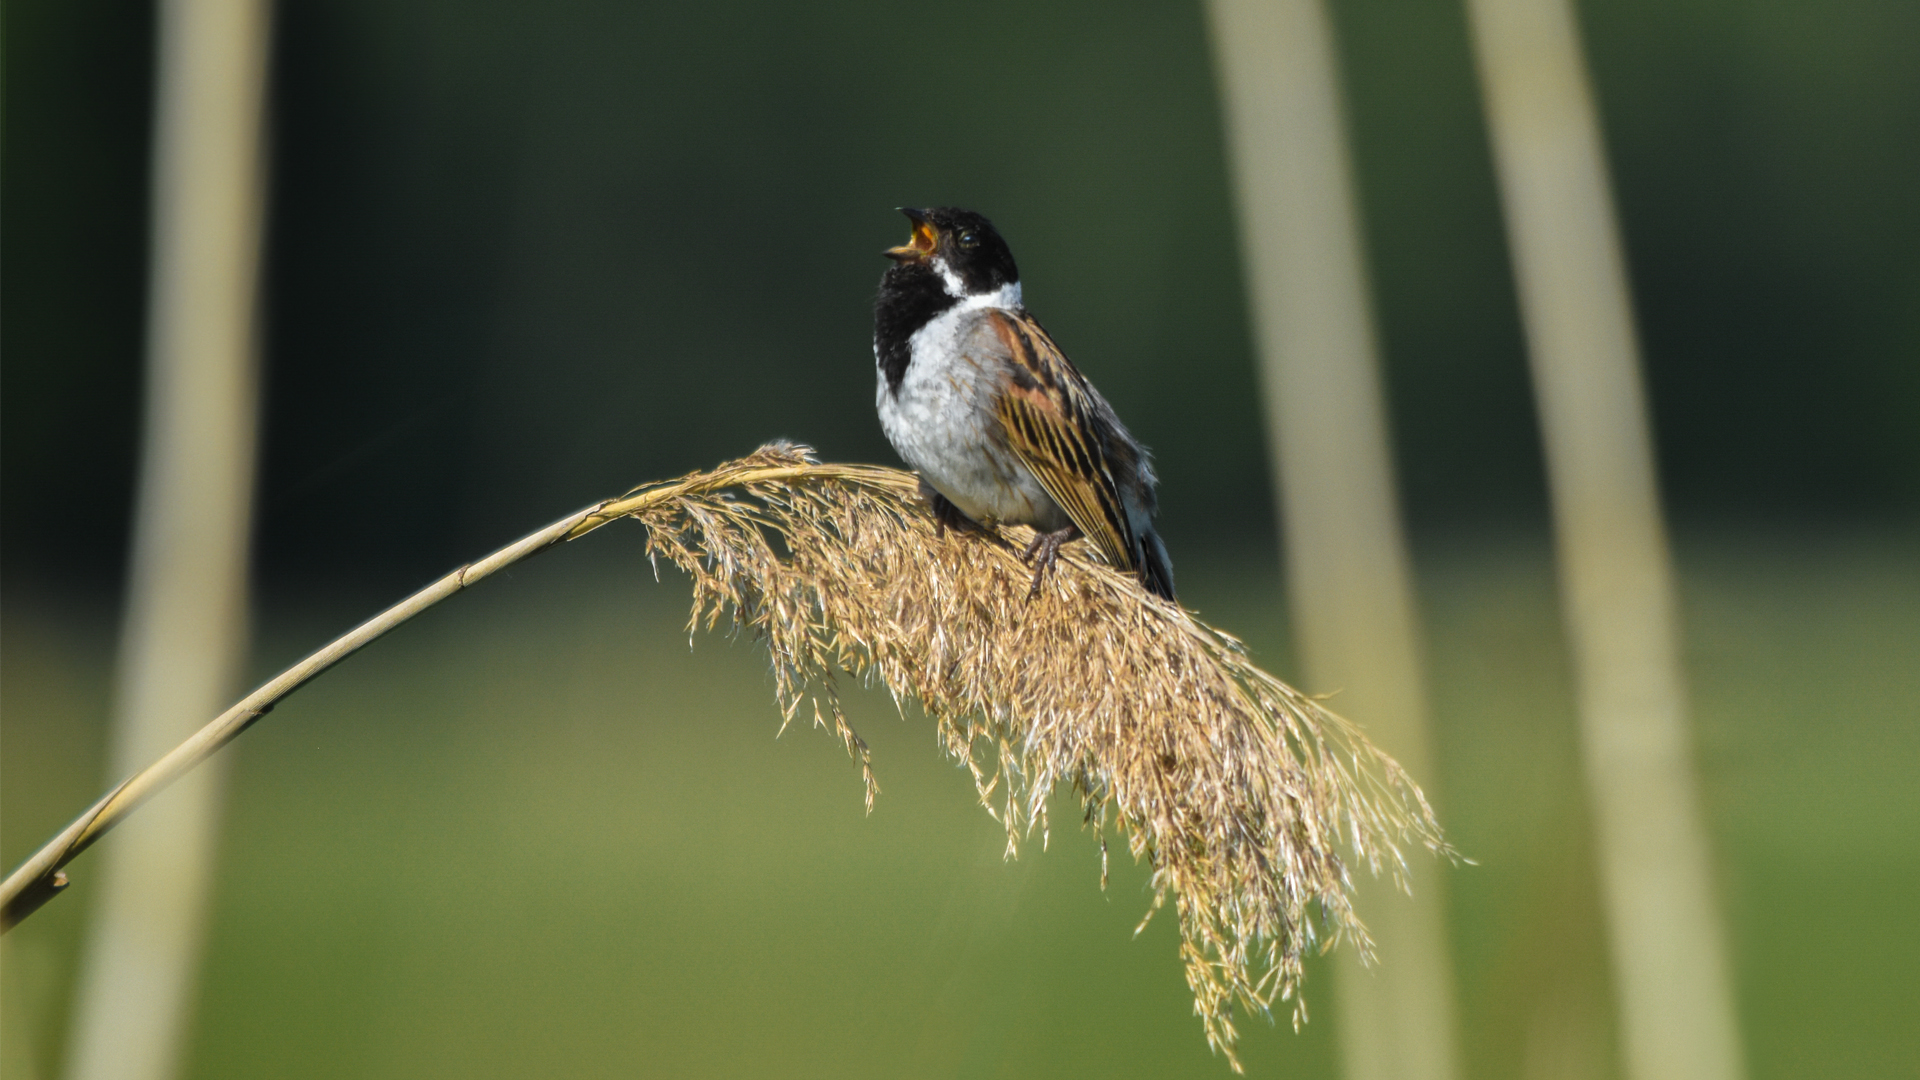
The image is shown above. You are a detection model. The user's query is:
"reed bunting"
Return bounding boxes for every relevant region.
[873,206,1175,601]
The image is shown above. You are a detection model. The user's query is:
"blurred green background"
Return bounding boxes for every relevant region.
[3,0,1915,1077]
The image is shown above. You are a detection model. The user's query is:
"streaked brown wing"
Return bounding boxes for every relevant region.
[983,309,1140,573]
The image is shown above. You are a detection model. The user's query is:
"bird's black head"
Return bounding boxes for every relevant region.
[884,207,1020,297]
[874,207,1023,392]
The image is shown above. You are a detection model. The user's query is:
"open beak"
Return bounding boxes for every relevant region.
[884,207,938,262]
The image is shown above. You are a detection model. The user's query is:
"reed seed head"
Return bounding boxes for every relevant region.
[585,443,1448,1070]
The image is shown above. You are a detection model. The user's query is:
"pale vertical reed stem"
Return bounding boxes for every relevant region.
[1203,3,1460,1079]
[62,3,272,1080]
[1461,1,1747,1078]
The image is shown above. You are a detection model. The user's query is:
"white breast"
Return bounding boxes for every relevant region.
[874,291,1069,531]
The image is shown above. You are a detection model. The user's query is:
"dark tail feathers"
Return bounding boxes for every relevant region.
[1137,528,1176,602]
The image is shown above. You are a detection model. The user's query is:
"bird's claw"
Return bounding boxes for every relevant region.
[919,479,974,539]
[1021,526,1077,600]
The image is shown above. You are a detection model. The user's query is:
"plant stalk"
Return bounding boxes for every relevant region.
[62,0,272,1074]
[1,461,825,932]
[1204,1,1460,1077]
[1462,0,1746,1077]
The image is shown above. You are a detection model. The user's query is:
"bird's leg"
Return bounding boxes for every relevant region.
[1021,525,1080,600]
[919,478,975,539]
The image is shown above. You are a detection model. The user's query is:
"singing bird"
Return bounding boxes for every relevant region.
[872,206,1175,601]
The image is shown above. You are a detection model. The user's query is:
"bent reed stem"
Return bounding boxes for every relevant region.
[4,444,1446,1069]
[1,455,867,932]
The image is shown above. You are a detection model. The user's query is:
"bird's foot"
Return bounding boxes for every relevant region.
[919,479,977,539]
[1021,526,1079,600]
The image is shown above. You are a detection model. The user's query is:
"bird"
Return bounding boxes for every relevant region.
[872,206,1176,602]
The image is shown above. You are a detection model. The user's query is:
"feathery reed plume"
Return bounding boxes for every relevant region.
[3,443,1446,1069]
[590,442,1447,1067]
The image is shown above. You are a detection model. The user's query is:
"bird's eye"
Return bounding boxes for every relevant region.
[957,231,979,249]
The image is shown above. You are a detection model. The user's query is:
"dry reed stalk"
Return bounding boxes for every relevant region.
[592,442,1449,1065]
[63,1,272,1077]
[1465,2,1745,1077]
[1205,0,1461,1075]
[2,443,1447,1069]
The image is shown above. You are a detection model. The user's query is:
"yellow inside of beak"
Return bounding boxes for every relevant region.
[887,221,939,261]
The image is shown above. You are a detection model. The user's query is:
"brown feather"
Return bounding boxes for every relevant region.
[985,310,1143,574]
